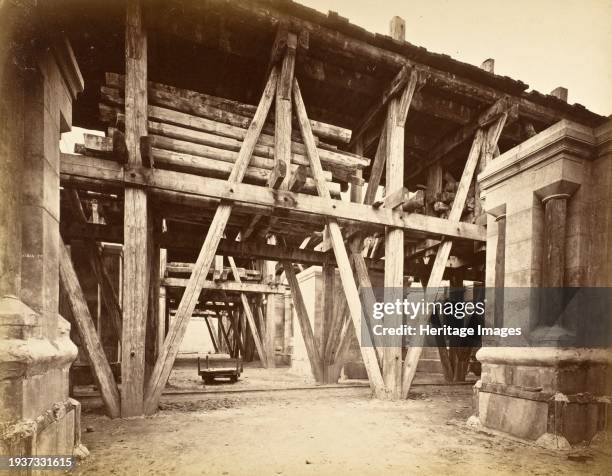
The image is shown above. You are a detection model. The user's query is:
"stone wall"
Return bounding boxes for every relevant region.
[474,119,612,446]
[0,14,87,458]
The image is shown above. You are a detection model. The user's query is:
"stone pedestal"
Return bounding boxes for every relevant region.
[473,119,612,446]
[0,21,86,458]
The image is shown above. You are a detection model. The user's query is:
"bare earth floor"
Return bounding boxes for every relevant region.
[74,381,611,476]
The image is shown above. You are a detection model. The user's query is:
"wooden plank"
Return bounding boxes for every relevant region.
[60,155,487,243]
[59,241,121,418]
[402,127,491,398]
[282,261,323,381]
[293,78,385,394]
[143,68,278,415]
[227,256,269,366]
[162,278,284,294]
[122,0,149,417]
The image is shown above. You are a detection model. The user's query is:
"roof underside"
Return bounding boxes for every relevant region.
[49,0,606,186]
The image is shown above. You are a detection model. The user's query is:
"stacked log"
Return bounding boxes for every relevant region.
[427,172,476,222]
[82,72,370,197]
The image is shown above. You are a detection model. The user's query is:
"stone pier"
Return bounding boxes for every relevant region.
[0,11,87,458]
[473,119,612,446]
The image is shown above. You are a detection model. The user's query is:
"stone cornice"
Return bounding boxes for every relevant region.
[50,33,84,101]
[478,120,596,191]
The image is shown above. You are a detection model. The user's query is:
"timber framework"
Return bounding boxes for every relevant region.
[18,0,608,418]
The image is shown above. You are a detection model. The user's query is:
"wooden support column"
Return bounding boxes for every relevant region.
[276,32,297,190]
[143,68,278,415]
[145,216,161,381]
[382,89,405,400]
[321,261,337,382]
[59,242,120,418]
[122,0,150,416]
[264,294,277,368]
[293,79,385,394]
[158,249,167,356]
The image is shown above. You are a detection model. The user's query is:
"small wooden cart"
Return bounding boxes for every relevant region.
[197,354,243,384]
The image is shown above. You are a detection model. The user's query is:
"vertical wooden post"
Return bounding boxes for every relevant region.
[382,95,405,399]
[276,32,297,190]
[321,262,336,382]
[264,294,277,368]
[426,165,442,216]
[158,249,167,355]
[383,19,407,399]
[122,0,149,416]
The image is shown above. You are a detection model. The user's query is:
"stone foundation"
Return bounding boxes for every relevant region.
[474,119,612,445]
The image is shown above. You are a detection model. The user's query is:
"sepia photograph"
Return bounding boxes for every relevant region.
[0,0,611,474]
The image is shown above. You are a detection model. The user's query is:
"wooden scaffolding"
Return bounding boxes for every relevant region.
[54,0,605,417]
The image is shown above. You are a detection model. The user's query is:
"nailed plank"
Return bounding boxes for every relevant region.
[59,242,121,418]
[142,68,278,415]
[293,78,385,394]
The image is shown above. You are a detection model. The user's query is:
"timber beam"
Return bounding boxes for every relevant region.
[60,154,486,242]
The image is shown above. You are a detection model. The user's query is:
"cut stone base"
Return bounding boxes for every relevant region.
[473,347,611,445]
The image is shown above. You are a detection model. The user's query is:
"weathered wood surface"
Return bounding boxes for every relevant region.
[121,0,149,417]
[59,242,121,418]
[99,99,366,178]
[60,154,487,242]
[143,68,278,415]
[402,112,508,397]
[294,78,385,395]
[104,72,352,144]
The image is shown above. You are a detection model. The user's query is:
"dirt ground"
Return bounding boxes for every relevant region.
[74,382,611,476]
